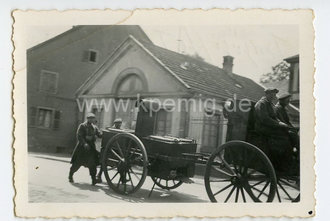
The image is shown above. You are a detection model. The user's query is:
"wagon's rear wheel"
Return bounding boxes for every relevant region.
[151,176,183,190]
[275,176,300,202]
[102,132,148,195]
[204,141,277,203]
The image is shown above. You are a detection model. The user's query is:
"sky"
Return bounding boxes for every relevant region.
[26,25,298,83]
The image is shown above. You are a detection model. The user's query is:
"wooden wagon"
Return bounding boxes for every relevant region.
[100,99,300,202]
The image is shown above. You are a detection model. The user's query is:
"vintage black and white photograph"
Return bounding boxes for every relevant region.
[13,9,315,217]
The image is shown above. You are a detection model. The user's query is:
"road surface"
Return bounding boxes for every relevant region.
[28,153,299,203]
[28,153,210,203]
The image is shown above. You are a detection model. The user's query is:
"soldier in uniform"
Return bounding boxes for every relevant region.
[275,93,293,127]
[275,93,300,149]
[69,113,102,185]
[254,88,289,136]
[96,118,123,183]
[112,118,123,129]
[254,88,292,171]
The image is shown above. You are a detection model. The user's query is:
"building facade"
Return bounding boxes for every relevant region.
[27,26,152,152]
[284,54,300,108]
[77,36,265,153]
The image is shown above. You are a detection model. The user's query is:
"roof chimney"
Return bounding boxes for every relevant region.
[223,55,234,75]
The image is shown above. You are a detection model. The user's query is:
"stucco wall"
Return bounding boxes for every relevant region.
[27,26,151,152]
[86,43,186,96]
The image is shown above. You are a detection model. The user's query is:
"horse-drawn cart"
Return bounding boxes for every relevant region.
[100,99,299,202]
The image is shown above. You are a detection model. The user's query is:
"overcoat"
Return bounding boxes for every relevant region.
[254,96,285,136]
[254,97,293,172]
[70,121,102,168]
[275,104,293,127]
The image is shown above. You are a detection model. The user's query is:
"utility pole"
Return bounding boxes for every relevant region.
[177,27,182,53]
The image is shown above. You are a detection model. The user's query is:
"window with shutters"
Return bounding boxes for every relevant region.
[53,110,61,130]
[155,109,172,136]
[36,108,53,128]
[39,70,58,94]
[89,50,97,62]
[83,49,98,63]
[29,106,61,129]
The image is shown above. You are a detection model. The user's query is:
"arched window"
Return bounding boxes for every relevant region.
[113,73,145,129]
[117,74,144,96]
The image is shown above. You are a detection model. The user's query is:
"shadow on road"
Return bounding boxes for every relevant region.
[96,184,208,203]
[71,183,100,192]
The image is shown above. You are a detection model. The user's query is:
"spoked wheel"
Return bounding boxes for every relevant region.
[204,141,277,203]
[102,132,148,195]
[151,176,183,190]
[275,176,300,202]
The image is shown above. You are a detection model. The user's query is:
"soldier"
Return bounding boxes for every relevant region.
[112,118,123,129]
[254,88,289,136]
[254,88,295,172]
[69,113,102,185]
[275,93,293,127]
[96,118,122,183]
[275,93,300,148]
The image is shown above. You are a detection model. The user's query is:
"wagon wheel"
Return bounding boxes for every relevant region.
[204,141,277,203]
[151,176,183,190]
[275,176,300,202]
[102,132,148,195]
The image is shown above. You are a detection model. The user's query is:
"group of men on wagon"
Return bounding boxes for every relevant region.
[254,88,299,173]
[68,87,298,185]
[255,88,298,143]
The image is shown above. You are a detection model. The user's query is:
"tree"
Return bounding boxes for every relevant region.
[260,61,290,83]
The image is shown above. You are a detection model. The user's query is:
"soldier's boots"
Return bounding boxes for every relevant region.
[95,176,102,184]
[91,176,97,186]
[68,176,74,183]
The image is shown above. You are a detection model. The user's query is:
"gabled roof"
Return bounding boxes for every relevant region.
[27,25,152,55]
[78,35,265,102]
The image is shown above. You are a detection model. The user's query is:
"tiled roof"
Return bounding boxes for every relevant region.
[28,25,152,55]
[139,40,265,102]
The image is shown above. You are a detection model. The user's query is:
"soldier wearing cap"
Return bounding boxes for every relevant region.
[254,88,289,136]
[254,88,297,172]
[275,93,299,148]
[112,118,123,129]
[275,93,293,127]
[69,113,102,185]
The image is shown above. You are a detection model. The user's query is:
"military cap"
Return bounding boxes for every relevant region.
[113,118,123,123]
[86,113,96,118]
[278,93,292,100]
[264,87,279,94]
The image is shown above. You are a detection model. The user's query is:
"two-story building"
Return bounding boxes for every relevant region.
[27,25,152,152]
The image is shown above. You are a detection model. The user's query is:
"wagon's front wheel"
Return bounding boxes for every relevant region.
[102,132,148,195]
[204,141,277,203]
